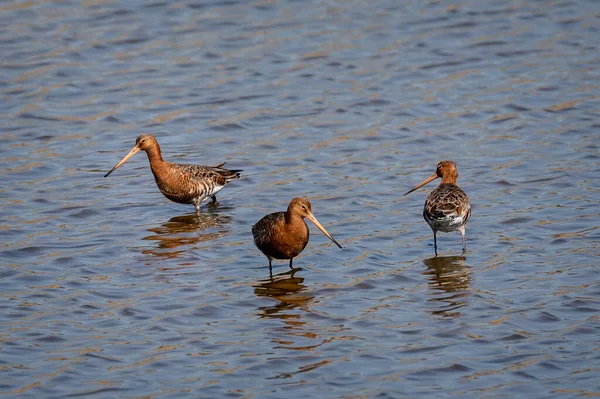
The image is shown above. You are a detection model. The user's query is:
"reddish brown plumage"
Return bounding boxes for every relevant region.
[252,197,342,273]
[105,134,241,212]
[405,161,471,255]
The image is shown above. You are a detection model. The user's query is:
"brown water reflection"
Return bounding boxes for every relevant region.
[254,269,312,318]
[142,212,231,258]
[254,271,331,380]
[423,256,471,318]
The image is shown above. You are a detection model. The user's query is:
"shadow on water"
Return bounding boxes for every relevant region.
[142,211,232,258]
[254,268,313,318]
[422,255,471,318]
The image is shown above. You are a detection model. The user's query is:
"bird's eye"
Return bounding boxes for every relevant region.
[302,205,306,209]
[141,139,146,143]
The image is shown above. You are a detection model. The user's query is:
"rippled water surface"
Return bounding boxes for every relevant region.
[2,0,599,398]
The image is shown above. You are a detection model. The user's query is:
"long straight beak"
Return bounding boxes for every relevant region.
[404,172,438,196]
[104,146,140,177]
[306,212,343,249]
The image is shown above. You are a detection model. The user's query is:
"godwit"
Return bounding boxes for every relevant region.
[404,161,471,255]
[105,134,241,212]
[252,197,342,274]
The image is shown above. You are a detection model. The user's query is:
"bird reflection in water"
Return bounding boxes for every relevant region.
[254,269,312,318]
[422,255,471,318]
[254,271,335,380]
[142,211,231,258]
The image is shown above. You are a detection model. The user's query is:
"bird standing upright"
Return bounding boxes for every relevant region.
[252,197,342,274]
[405,161,471,255]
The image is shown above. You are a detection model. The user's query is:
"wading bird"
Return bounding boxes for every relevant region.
[105,134,241,212]
[252,197,342,274]
[405,161,471,255]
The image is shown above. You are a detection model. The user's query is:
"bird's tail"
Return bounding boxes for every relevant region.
[218,167,242,182]
[225,169,242,181]
[210,162,242,181]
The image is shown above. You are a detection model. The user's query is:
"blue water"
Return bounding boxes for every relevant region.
[1,0,599,398]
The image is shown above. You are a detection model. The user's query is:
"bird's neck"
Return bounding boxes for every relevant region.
[284,211,293,225]
[440,176,457,185]
[285,211,302,226]
[144,145,164,166]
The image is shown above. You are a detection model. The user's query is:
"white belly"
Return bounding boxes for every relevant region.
[425,214,464,233]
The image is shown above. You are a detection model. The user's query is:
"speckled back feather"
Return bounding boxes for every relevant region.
[423,183,471,233]
[150,162,241,206]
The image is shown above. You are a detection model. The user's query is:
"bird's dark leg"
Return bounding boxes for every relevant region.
[208,195,219,208]
[433,231,438,257]
[461,231,466,254]
[289,258,293,270]
[269,259,273,279]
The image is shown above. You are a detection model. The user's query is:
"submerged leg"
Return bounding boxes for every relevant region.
[208,195,219,208]
[461,227,467,254]
[194,202,201,213]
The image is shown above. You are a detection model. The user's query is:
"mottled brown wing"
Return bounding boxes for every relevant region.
[425,184,471,221]
[252,211,309,260]
[252,212,286,259]
[176,164,241,185]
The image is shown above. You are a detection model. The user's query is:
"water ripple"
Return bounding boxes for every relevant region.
[1,0,599,398]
